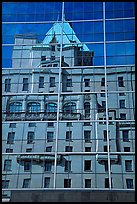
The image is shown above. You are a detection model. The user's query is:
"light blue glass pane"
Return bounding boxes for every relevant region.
[115,43,125,55]
[106,57,115,65]
[106,44,115,57]
[126,56,134,64]
[124,20,134,32]
[106,21,114,32]
[93,57,104,66]
[125,42,135,55]
[115,56,125,65]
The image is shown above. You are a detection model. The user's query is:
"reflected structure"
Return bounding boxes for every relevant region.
[2,2,135,201]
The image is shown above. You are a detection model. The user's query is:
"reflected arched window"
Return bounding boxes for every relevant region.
[84,102,90,115]
[63,102,76,113]
[9,102,22,113]
[27,102,40,112]
[45,103,57,112]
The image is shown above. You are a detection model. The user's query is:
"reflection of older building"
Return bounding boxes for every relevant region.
[2,18,135,199]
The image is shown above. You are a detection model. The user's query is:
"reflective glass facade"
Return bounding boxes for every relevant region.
[2,2,135,200]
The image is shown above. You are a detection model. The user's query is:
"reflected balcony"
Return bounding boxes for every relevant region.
[96,154,118,162]
[60,112,81,120]
[5,112,25,121]
[16,154,62,163]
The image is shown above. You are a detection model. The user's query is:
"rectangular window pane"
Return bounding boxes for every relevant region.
[47,132,54,142]
[45,161,52,172]
[44,177,50,188]
[27,132,34,144]
[66,79,72,87]
[84,160,91,171]
[66,131,72,141]
[22,78,28,91]
[5,79,11,92]
[2,180,10,189]
[39,76,44,88]
[50,77,55,87]
[126,179,133,189]
[84,131,91,142]
[7,132,15,144]
[22,179,31,188]
[24,161,31,171]
[9,123,16,128]
[64,179,71,188]
[85,179,91,188]
[4,160,12,171]
[123,130,129,141]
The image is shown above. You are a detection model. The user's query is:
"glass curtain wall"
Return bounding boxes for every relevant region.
[2,2,135,197]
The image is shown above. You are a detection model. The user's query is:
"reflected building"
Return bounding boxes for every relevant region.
[2,6,135,202]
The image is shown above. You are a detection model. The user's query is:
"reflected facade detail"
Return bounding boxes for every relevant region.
[2,2,135,200]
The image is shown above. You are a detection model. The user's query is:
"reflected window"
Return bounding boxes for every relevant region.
[6,148,13,153]
[66,78,72,87]
[63,102,76,113]
[46,146,52,152]
[64,179,71,188]
[4,159,12,171]
[22,179,31,188]
[24,161,31,171]
[84,79,90,87]
[84,102,90,118]
[85,179,91,188]
[125,160,132,172]
[65,146,73,152]
[84,160,91,171]
[41,56,46,61]
[22,78,28,91]
[85,147,91,152]
[118,76,124,87]
[66,131,72,141]
[101,77,105,86]
[65,160,71,172]
[119,100,126,108]
[45,103,57,112]
[9,123,16,128]
[120,113,126,120]
[105,178,109,188]
[9,102,22,113]
[27,102,40,112]
[45,161,52,172]
[126,179,133,189]
[124,147,130,152]
[84,130,91,142]
[47,122,54,127]
[27,132,35,144]
[50,77,55,87]
[2,180,10,189]
[44,177,50,188]
[7,132,15,144]
[5,79,11,92]
[122,130,129,142]
[39,76,44,88]
[47,132,54,142]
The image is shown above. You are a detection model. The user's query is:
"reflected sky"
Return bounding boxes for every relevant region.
[2,2,135,67]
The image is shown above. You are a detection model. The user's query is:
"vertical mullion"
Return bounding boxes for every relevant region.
[103,2,112,189]
[53,2,64,189]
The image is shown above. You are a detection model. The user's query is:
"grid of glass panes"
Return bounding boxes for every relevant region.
[2,2,135,195]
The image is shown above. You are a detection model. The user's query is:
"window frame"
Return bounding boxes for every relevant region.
[22,178,31,188]
[5,78,11,92]
[84,160,91,171]
[4,159,12,171]
[7,132,15,144]
[39,76,44,88]
[22,78,29,91]
[27,132,35,144]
